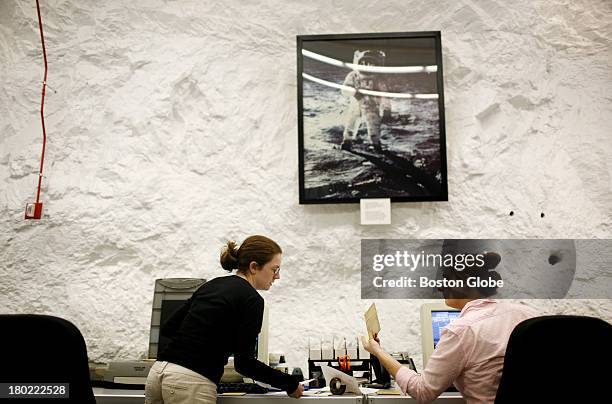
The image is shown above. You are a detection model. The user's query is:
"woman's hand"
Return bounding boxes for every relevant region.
[361,334,382,356]
[288,384,304,398]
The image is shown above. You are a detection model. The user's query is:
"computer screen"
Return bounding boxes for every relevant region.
[420,302,460,366]
[431,310,461,347]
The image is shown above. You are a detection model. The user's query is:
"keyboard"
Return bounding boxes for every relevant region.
[217,382,269,394]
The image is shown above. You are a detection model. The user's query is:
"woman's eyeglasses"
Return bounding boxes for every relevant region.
[255,262,281,275]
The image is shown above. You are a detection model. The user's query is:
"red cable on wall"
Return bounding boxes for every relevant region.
[26,0,48,219]
[35,0,48,205]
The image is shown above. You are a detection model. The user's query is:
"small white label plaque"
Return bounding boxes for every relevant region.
[360,198,391,225]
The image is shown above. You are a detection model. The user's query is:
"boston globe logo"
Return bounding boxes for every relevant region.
[362,239,578,299]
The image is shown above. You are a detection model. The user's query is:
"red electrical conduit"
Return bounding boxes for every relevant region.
[35,0,47,206]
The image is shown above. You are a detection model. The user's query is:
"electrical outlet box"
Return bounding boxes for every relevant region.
[25,202,43,219]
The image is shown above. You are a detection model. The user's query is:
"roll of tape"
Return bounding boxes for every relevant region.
[329,377,346,395]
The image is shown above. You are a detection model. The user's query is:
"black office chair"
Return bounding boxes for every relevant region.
[0,314,96,403]
[495,315,612,404]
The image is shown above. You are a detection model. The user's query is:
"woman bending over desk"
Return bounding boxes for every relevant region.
[145,235,303,404]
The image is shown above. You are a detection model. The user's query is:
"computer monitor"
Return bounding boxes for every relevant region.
[148,278,207,359]
[420,302,460,367]
[148,277,269,365]
[256,304,269,365]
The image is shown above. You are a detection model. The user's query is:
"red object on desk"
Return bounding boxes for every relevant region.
[338,355,351,372]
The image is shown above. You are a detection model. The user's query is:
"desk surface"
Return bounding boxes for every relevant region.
[93,388,464,404]
[366,393,465,404]
[93,388,363,404]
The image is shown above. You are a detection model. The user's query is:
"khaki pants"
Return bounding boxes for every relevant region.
[145,361,217,404]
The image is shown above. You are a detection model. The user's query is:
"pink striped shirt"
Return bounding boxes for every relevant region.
[395,299,537,404]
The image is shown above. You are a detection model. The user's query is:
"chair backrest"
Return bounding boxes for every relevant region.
[495,315,612,404]
[0,314,96,404]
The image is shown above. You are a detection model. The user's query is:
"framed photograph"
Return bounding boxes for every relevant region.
[297,32,448,204]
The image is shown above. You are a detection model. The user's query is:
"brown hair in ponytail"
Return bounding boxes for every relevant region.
[220,235,282,273]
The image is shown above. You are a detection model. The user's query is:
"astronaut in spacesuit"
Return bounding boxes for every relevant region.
[341,49,392,152]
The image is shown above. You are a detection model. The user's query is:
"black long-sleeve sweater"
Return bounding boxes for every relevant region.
[158,275,298,394]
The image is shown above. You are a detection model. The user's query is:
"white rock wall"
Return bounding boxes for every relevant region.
[1,0,611,372]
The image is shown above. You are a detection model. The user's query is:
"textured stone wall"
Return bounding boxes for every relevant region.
[1,0,610,372]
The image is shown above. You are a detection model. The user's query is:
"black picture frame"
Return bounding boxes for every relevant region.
[297,32,448,204]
